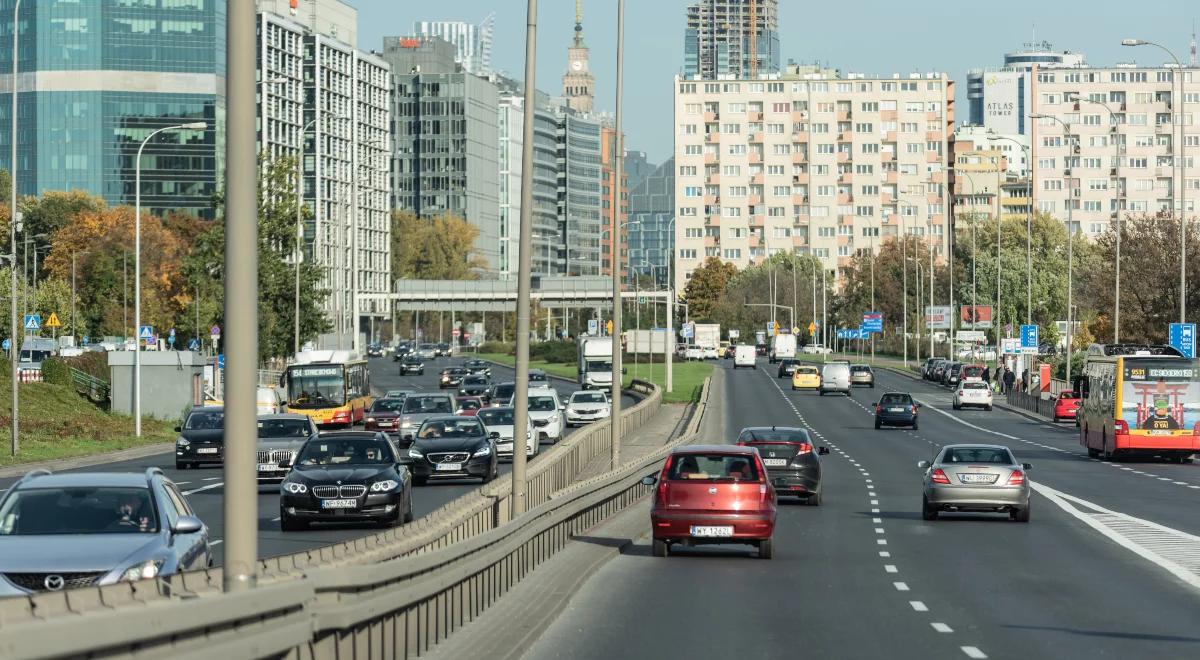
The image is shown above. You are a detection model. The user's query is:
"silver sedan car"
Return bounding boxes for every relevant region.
[919,444,1031,522]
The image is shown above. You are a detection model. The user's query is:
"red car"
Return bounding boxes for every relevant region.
[642,445,777,559]
[455,396,485,416]
[1053,390,1081,423]
[364,398,404,432]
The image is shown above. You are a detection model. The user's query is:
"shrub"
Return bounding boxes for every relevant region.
[40,358,71,387]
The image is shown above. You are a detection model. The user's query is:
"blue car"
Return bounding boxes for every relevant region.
[874,392,919,430]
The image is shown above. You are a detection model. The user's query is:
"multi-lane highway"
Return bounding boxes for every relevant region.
[0,354,632,565]
[526,359,1200,660]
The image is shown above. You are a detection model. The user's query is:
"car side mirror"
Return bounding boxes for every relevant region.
[171,515,203,535]
[640,475,657,486]
[403,434,414,442]
[1022,463,1033,470]
[489,431,500,439]
[818,446,830,455]
[174,426,182,433]
[917,460,930,469]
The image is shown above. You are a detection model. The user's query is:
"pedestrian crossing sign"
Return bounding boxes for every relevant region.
[139,325,154,340]
[23,315,40,331]
[45,313,62,328]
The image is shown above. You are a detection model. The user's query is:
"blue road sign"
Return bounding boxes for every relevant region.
[23,314,40,331]
[587,319,598,335]
[1020,324,1038,352]
[82,335,89,345]
[139,325,154,340]
[1169,322,1196,359]
[1,339,9,351]
[862,312,883,333]
[168,328,176,337]
[217,354,224,369]
[681,322,695,339]
[167,334,176,346]
[187,338,200,351]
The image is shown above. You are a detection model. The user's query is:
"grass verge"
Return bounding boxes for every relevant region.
[476,352,712,405]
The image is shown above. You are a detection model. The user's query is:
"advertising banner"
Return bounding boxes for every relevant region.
[925,306,952,329]
[1121,361,1200,436]
[960,305,994,329]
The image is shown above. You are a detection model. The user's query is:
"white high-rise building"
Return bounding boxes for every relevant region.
[413,15,495,75]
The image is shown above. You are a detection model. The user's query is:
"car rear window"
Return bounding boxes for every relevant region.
[942,448,1014,464]
[1059,391,1077,399]
[667,453,761,481]
[879,394,912,405]
[737,428,811,443]
[456,398,482,411]
[796,367,818,375]
[257,419,312,438]
[962,382,990,390]
[402,397,452,414]
[851,365,871,372]
[370,399,404,412]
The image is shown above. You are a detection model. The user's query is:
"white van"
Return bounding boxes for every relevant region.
[819,361,852,396]
[733,344,757,369]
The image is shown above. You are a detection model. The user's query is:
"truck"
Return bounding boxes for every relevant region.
[578,336,614,390]
[769,333,797,363]
[693,323,721,359]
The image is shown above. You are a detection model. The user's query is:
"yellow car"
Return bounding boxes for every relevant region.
[792,366,821,391]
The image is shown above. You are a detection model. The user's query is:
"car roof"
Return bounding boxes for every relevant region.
[672,444,759,456]
[421,415,482,423]
[257,413,312,421]
[188,406,224,413]
[17,472,154,489]
[738,426,805,433]
[317,431,385,440]
[940,443,1011,451]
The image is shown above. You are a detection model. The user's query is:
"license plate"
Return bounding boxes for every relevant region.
[763,458,787,467]
[690,525,734,537]
[257,463,282,472]
[320,499,357,509]
[196,448,218,454]
[497,443,513,452]
[959,473,995,484]
[888,407,904,412]
[377,421,394,427]
[436,462,463,471]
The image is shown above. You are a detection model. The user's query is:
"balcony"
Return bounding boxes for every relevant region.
[751,173,764,185]
[837,193,854,204]
[792,194,809,204]
[837,110,851,121]
[838,173,854,184]
[792,131,810,142]
[704,194,718,205]
[926,151,941,163]
[838,131,852,142]
[885,171,898,184]
[749,152,762,163]
[925,130,942,142]
[704,110,718,122]
[792,173,809,184]
[705,132,720,143]
[748,194,763,206]
[749,111,763,121]
[751,132,765,143]
[885,131,897,142]
[704,153,718,164]
[837,152,851,162]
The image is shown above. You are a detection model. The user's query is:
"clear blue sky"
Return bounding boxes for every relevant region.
[351,0,1198,164]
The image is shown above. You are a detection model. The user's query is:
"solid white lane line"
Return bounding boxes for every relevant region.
[210,539,224,546]
[908,600,927,611]
[183,482,224,495]
[961,647,988,659]
[884,564,898,573]
[202,477,220,481]
[893,582,909,591]
[932,623,953,633]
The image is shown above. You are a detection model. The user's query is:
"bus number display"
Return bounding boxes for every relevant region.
[291,367,340,377]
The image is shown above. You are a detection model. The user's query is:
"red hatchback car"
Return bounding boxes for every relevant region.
[1053,391,1081,423]
[642,445,778,559]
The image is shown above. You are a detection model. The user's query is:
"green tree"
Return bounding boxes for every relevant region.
[391,210,485,280]
[681,256,737,322]
[19,190,106,246]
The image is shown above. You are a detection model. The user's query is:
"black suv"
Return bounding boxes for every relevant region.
[874,392,919,429]
[736,426,829,504]
[776,358,801,378]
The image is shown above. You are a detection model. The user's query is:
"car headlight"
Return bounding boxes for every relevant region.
[284,482,308,494]
[176,438,190,447]
[121,559,163,582]
[473,444,491,457]
[400,418,414,428]
[366,417,376,423]
[370,480,399,492]
[408,448,424,459]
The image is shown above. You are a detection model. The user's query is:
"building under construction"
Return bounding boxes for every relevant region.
[683,0,781,80]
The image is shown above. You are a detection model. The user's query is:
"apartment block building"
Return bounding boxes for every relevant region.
[951,126,1016,224]
[672,72,954,292]
[258,6,392,341]
[1027,65,1199,237]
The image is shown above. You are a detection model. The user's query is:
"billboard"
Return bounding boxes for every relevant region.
[925,306,952,329]
[960,305,994,329]
[1120,361,1200,436]
[983,72,1022,134]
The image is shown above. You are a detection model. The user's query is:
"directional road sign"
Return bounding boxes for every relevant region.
[139,325,154,340]
[45,313,62,328]
[862,311,883,333]
[681,322,695,339]
[1169,322,1196,359]
[1020,324,1039,354]
[23,315,40,331]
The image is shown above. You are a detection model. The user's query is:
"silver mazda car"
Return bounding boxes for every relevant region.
[0,469,211,596]
[919,444,1032,522]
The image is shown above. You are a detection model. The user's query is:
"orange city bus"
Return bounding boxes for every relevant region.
[283,351,372,428]
[1075,343,1200,463]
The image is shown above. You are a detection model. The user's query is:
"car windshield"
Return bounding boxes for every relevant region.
[257,419,312,438]
[530,372,547,381]
[667,454,761,482]
[286,366,346,408]
[493,384,515,398]
[1059,391,1077,399]
[370,399,405,413]
[456,398,482,411]
[529,396,557,411]
[402,397,453,414]
[417,419,486,438]
[462,376,487,386]
[478,409,515,426]
[737,429,810,443]
[880,394,912,405]
[297,438,393,465]
[962,382,989,391]
[185,410,224,430]
[571,392,607,404]
[942,447,1014,464]
[0,487,160,535]
[585,359,612,371]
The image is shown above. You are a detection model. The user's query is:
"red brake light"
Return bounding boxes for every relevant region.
[957,390,963,397]
[930,468,951,484]
[1114,419,1129,435]
[1007,469,1025,486]
[911,405,918,415]
[874,404,881,413]
[795,442,813,454]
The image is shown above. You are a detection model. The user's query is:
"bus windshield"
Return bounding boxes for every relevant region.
[1120,359,1200,434]
[287,366,345,408]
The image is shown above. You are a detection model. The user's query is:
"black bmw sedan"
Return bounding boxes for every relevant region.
[736,426,829,505]
[403,416,498,485]
[278,431,414,531]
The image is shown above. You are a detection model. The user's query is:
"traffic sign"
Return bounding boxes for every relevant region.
[217,354,224,369]
[807,321,817,335]
[728,329,740,339]
[1,339,9,351]
[44,313,62,328]
[82,335,89,345]
[638,296,646,304]
[187,338,200,351]
[681,322,695,339]
[210,325,221,337]
[23,314,40,331]
[167,334,176,346]
[862,311,883,333]
[587,319,598,335]
[606,320,614,335]
[139,325,154,340]
[1020,324,1038,354]
[1169,322,1196,359]
[169,328,176,337]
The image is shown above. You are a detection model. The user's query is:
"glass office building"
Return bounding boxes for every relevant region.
[0,0,222,218]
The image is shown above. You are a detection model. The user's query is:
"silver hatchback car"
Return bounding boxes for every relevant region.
[919,444,1032,522]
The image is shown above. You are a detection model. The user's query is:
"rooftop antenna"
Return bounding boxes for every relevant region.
[1191,19,1197,66]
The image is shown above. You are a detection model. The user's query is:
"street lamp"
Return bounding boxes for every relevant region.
[1123,38,1187,324]
[10,0,21,456]
[988,132,1033,326]
[1031,112,1077,378]
[134,121,207,437]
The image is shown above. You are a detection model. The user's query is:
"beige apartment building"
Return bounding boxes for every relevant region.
[672,71,955,291]
[1027,65,1199,236]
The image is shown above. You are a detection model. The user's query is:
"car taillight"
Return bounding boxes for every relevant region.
[911,405,918,415]
[794,442,813,455]
[759,483,770,505]
[1007,469,1025,486]
[1114,419,1129,435]
[957,390,963,397]
[874,404,881,413]
[930,468,951,484]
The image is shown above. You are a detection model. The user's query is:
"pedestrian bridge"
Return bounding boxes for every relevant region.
[359,277,671,312]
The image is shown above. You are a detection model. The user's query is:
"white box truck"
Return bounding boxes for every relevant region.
[577,336,614,390]
[693,323,721,359]
[769,333,797,363]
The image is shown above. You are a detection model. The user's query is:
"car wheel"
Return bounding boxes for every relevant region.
[870,383,875,388]
[1012,503,1031,523]
[985,405,993,411]
[819,390,825,396]
[952,402,960,410]
[757,538,774,559]
[806,489,821,506]
[912,421,919,430]
[921,495,938,520]
[652,538,670,558]
[874,419,881,430]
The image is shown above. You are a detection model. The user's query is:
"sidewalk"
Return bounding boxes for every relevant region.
[574,403,688,481]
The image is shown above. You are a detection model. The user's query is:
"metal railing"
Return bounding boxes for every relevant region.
[68,366,109,404]
[0,379,680,660]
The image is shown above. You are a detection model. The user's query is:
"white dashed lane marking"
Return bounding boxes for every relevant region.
[961,646,988,659]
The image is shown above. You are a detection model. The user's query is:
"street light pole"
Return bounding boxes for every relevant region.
[609,0,625,471]
[134,121,206,437]
[295,118,319,356]
[9,0,21,456]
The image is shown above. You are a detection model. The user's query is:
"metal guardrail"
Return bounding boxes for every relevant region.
[1006,389,1060,419]
[68,366,110,404]
[0,379,675,660]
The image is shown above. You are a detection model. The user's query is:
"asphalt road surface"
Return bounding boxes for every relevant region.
[525,358,1200,660]
[0,354,636,565]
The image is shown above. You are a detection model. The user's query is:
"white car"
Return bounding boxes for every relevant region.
[953,381,994,411]
[802,344,832,355]
[256,387,285,415]
[701,346,719,360]
[527,390,566,443]
[477,406,537,459]
[733,344,757,369]
[565,390,611,426]
[684,347,703,361]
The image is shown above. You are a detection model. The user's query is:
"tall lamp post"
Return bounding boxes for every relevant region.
[1032,112,1077,378]
[134,121,207,437]
[9,0,21,456]
[608,0,625,470]
[1122,38,1187,324]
